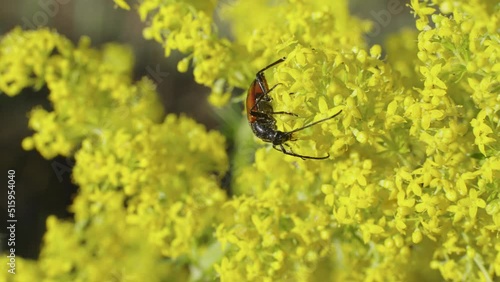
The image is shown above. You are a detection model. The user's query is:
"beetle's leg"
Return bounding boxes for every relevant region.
[251,83,282,113]
[253,84,298,116]
[270,111,298,116]
[253,57,286,106]
[256,57,286,76]
[272,144,329,160]
[252,58,287,113]
[250,110,277,120]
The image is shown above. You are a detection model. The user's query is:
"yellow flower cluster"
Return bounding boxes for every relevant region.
[1,28,228,280]
[119,0,370,107]
[72,115,228,259]
[12,113,228,280]
[196,0,498,280]
[26,213,174,281]
[0,28,163,158]
[1,0,498,281]
[216,148,333,280]
[133,0,237,106]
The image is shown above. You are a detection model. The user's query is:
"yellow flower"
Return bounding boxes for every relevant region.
[448,189,486,224]
[2,0,499,281]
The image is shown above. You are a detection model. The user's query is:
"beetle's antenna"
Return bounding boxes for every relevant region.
[288,110,342,134]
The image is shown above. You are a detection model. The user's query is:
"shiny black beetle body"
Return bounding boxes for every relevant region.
[246,58,341,159]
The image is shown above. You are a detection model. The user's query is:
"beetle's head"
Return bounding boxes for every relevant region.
[272,131,293,145]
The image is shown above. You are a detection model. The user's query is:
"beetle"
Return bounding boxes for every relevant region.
[246,57,342,160]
